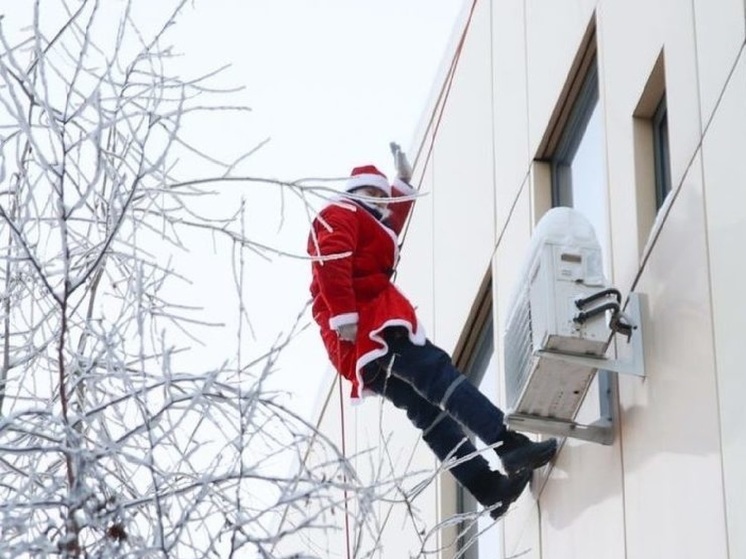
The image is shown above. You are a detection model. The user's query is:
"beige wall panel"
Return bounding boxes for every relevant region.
[538,412,625,559]
[398,162,436,335]
[352,385,439,556]
[539,437,626,559]
[596,2,657,290]
[493,180,532,410]
[525,0,597,156]
[693,0,746,127]
[597,0,701,289]
[599,0,702,190]
[503,496,541,559]
[493,180,530,536]
[619,152,727,559]
[429,0,496,350]
[701,50,746,559]
[492,182,543,559]
[492,0,531,231]
[653,1,702,192]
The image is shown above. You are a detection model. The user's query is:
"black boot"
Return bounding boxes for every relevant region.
[467,469,532,520]
[496,431,557,476]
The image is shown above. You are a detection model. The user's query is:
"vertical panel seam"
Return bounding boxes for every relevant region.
[692,4,746,557]
[490,0,497,252]
[523,0,531,168]
[594,6,630,559]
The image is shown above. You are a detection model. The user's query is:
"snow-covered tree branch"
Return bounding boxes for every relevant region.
[0,2,411,557]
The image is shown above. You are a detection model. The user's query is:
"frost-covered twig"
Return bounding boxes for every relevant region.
[0,2,416,557]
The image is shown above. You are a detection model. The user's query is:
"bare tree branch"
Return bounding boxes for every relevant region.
[0,2,432,557]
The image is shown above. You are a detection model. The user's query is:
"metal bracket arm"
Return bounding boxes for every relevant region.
[536,292,646,377]
[506,413,614,446]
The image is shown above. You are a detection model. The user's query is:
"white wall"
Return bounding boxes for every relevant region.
[427,0,497,351]
[406,0,746,558]
[308,1,746,557]
[701,46,746,559]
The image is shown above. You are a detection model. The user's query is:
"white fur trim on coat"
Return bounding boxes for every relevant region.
[345,174,392,196]
[329,312,359,330]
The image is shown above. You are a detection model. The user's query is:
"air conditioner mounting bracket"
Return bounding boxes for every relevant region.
[505,293,646,445]
[535,292,646,377]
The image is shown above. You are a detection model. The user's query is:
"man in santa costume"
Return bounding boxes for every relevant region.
[307,144,557,520]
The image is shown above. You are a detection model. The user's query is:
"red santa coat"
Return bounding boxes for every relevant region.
[307,179,426,400]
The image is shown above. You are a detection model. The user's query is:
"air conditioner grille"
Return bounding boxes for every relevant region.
[504,285,532,410]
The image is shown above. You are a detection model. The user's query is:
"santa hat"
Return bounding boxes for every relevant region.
[344,165,391,197]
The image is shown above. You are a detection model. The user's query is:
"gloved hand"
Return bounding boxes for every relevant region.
[336,323,358,342]
[389,141,413,183]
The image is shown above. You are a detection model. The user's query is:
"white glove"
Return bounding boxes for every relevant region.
[389,142,413,183]
[337,323,358,342]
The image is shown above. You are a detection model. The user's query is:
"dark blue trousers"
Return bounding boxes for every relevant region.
[361,329,507,491]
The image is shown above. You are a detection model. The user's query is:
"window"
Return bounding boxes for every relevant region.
[550,58,609,259]
[652,96,671,208]
[456,318,500,559]
[632,50,669,252]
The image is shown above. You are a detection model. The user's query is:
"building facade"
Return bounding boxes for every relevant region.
[310,1,746,558]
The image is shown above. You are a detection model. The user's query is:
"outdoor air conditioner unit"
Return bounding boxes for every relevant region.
[503,207,645,445]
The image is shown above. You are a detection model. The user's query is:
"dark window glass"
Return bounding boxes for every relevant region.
[653,97,672,209]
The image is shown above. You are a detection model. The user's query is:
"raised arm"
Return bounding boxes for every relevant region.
[386,178,416,236]
[386,142,417,235]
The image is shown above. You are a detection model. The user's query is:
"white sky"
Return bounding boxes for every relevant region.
[0,0,466,421]
[177,0,465,174]
[0,4,465,553]
[167,0,467,420]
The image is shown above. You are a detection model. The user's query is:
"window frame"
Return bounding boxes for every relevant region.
[551,59,600,207]
[545,49,616,492]
[455,317,495,559]
[653,96,671,209]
